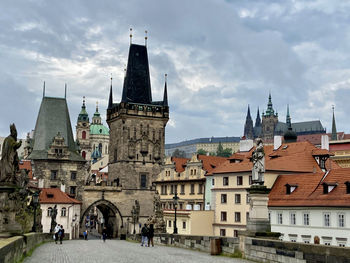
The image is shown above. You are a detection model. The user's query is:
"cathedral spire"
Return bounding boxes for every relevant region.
[108,76,113,109]
[265,92,275,117]
[163,74,168,107]
[286,104,291,128]
[244,105,254,139]
[255,107,261,127]
[331,105,337,141]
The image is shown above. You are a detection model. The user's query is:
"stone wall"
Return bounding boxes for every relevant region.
[242,236,350,263]
[0,233,52,263]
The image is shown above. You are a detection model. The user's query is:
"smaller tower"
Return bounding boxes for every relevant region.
[244,105,254,139]
[331,106,337,141]
[254,107,262,138]
[76,97,90,160]
[284,105,297,143]
[261,93,279,142]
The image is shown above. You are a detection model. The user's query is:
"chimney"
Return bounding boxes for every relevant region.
[321,134,329,150]
[274,136,282,150]
[60,183,65,193]
[239,139,253,152]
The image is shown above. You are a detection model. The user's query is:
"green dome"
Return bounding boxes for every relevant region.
[90,124,109,135]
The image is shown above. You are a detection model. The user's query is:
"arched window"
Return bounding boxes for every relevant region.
[82,131,86,139]
[61,207,66,217]
[47,207,52,217]
[82,151,86,159]
[98,143,102,154]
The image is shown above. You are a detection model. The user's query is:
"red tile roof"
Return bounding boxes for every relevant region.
[197,155,227,174]
[210,142,336,175]
[171,157,189,173]
[39,188,82,204]
[269,168,350,207]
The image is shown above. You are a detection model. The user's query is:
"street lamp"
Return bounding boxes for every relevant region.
[173,192,179,234]
[32,192,39,232]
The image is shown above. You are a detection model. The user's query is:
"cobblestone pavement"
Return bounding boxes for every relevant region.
[24,239,252,263]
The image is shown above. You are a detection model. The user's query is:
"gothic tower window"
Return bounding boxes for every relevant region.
[82,131,86,139]
[82,151,86,159]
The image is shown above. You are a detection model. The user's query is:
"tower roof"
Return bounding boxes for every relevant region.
[331,106,337,140]
[264,92,276,117]
[255,107,261,127]
[28,96,84,161]
[78,97,89,122]
[121,44,152,104]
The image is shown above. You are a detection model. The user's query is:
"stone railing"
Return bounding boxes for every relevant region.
[0,233,52,263]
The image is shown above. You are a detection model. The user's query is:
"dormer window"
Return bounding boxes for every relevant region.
[345,182,350,194]
[285,184,298,195]
[322,183,337,194]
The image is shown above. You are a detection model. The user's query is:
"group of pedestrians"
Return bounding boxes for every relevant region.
[140,223,154,247]
[53,224,65,244]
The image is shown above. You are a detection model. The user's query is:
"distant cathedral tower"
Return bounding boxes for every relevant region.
[107,43,169,189]
[243,105,254,139]
[261,93,278,141]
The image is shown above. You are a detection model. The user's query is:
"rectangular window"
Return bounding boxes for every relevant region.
[237,176,243,186]
[164,185,167,195]
[70,186,76,196]
[182,221,186,229]
[181,185,185,194]
[235,212,241,222]
[70,171,77,180]
[61,208,66,217]
[223,177,229,186]
[303,213,309,226]
[221,194,227,204]
[168,220,171,227]
[249,175,252,185]
[220,229,226,237]
[212,178,215,186]
[290,212,296,225]
[198,184,203,194]
[234,230,238,237]
[170,185,174,194]
[247,212,250,221]
[221,211,227,221]
[278,212,283,224]
[338,213,345,227]
[235,194,241,204]
[324,213,330,227]
[179,203,183,210]
[190,184,195,194]
[50,170,58,180]
[140,174,147,188]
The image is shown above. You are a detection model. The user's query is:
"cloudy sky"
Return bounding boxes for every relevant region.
[1,0,350,143]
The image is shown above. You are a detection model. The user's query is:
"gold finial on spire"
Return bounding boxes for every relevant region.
[145,30,148,46]
[165,73,168,83]
[129,28,133,45]
[83,96,86,106]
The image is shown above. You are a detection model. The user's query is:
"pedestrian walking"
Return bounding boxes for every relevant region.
[147,224,154,247]
[140,224,149,246]
[54,224,60,244]
[102,227,107,242]
[83,229,88,240]
[59,225,65,244]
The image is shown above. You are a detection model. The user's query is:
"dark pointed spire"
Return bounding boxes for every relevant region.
[64,83,67,98]
[286,104,291,129]
[331,105,337,140]
[244,105,254,139]
[121,44,153,104]
[108,75,113,109]
[255,107,261,127]
[265,92,275,117]
[163,74,168,107]
[78,96,89,122]
[283,105,297,143]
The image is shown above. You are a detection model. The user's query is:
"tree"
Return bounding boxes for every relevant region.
[216,142,232,157]
[172,149,187,158]
[197,148,207,155]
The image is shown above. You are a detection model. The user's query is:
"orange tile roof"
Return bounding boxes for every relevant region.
[211,142,334,175]
[19,160,33,179]
[197,155,227,174]
[171,157,189,173]
[269,168,350,207]
[39,188,82,204]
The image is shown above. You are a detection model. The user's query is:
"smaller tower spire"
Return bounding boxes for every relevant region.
[286,104,291,129]
[108,75,113,109]
[96,101,99,112]
[331,105,337,141]
[255,107,261,127]
[64,83,67,98]
[244,105,254,139]
[43,81,46,97]
[163,74,168,107]
[83,96,86,107]
[145,30,148,47]
[129,28,133,45]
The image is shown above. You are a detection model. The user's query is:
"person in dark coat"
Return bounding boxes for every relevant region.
[147,224,154,247]
[140,224,149,246]
[59,225,65,244]
[102,227,107,242]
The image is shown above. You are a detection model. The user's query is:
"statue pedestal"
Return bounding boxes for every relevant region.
[0,184,25,236]
[246,185,271,233]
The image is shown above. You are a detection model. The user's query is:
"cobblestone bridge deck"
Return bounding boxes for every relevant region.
[23,239,251,263]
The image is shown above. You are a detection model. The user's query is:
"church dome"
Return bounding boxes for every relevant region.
[90,124,109,135]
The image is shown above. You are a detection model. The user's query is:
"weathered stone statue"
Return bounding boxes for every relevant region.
[50,205,58,233]
[146,193,166,233]
[0,124,22,184]
[251,138,265,185]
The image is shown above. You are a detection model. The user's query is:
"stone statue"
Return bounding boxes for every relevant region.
[252,138,265,185]
[0,124,22,184]
[50,205,58,233]
[146,192,166,233]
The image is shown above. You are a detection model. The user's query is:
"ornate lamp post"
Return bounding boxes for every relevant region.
[32,192,39,232]
[173,192,179,234]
